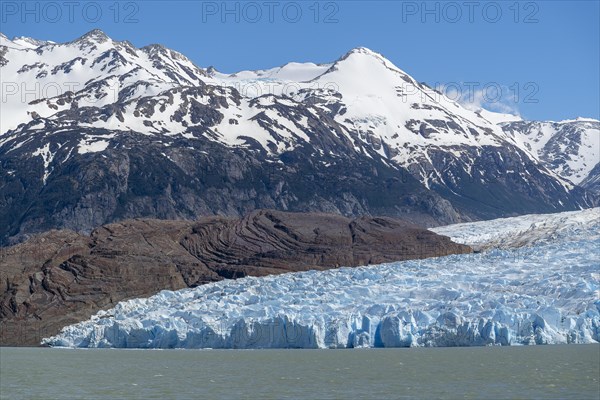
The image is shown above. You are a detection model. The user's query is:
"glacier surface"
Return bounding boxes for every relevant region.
[44,209,600,349]
[432,208,600,250]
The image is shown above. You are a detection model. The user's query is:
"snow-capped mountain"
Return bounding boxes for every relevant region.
[0,30,597,244]
[211,49,598,192]
[501,118,599,185]
[212,47,562,187]
[0,29,206,134]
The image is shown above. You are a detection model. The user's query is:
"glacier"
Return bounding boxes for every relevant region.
[432,207,600,250]
[43,209,600,349]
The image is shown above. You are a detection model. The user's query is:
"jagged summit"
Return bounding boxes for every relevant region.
[12,36,55,47]
[206,66,217,76]
[141,43,167,53]
[4,29,112,48]
[0,33,55,50]
[77,28,110,43]
[140,43,194,63]
[0,30,209,135]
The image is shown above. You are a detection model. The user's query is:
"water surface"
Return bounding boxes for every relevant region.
[1,345,598,399]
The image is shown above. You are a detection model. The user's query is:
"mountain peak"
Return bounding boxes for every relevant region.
[141,43,166,52]
[317,46,410,83]
[140,43,193,64]
[12,36,55,48]
[338,46,385,62]
[348,46,380,55]
[78,29,110,43]
[206,66,217,76]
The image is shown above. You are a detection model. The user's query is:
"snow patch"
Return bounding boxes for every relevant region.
[77,139,110,154]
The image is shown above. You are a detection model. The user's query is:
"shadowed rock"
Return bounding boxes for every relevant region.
[0,210,471,346]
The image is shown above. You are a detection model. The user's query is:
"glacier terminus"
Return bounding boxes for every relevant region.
[44,208,600,349]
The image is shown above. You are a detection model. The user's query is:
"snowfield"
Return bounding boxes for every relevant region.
[43,209,600,349]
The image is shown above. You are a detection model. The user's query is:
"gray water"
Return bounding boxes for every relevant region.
[1,345,598,400]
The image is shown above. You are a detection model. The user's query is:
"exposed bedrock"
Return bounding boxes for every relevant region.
[0,210,470,346]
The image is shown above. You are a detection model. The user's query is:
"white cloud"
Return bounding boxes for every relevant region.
[436,82,521,117]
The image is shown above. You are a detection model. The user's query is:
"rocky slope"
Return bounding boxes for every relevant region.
[581,163,600,194]
[0,31,597,245]
[0,210,471,346]
[500,118,600,188]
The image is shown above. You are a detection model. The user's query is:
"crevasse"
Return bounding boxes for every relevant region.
[44,209,600,348]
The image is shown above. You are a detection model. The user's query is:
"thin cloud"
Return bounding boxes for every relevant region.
[458,85,521,116]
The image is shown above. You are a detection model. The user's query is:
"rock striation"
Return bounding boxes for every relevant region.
[0,210,470,346]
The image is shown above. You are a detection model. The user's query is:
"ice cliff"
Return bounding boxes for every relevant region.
[44,209,600,348]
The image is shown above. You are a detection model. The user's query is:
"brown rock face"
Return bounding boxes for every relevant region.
[0,210,471,346]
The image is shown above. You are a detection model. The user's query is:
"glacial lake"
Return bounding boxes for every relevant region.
[1,345,598,400]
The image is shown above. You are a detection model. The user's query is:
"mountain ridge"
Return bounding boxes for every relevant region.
[0,29,598,245]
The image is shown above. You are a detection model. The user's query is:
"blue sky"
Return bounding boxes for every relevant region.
[1,0,598,121]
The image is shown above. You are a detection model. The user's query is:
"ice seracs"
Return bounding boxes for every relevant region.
[43,208,600,349]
